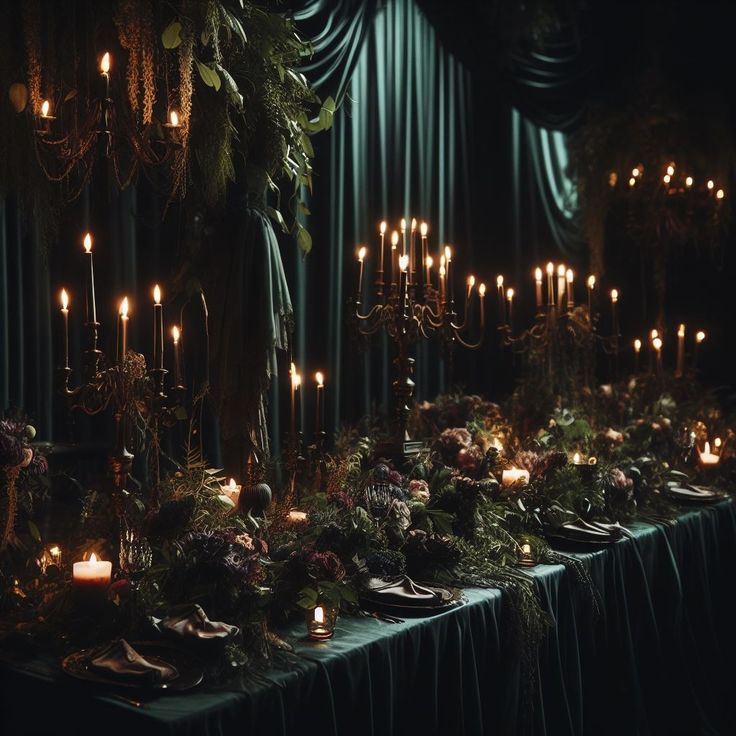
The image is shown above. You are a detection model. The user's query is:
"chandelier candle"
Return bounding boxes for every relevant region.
[496,275,505,323]
[425,255,433,288]
[557,265,566,311]
[377,222,386,294]
[118,297,129,363]
[172,326,183,387]
[506,288,515,332]
[290,363,301,436]
[356,247,367,302]
[653,336,663,376]
[546,262,555,308]
[445,246,454,306]
[420,223,429,286]
[400,218,407,258]
[634,338,642,373]
[587,275,595,314]
[566,269,574,310]
[391,231,399,288]
[410,218,417,285]
[694,330,705,370]
[60,289,70,369]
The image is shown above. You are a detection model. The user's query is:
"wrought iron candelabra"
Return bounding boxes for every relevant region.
[348,230,486,460]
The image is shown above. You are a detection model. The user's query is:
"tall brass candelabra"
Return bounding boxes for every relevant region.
[349,240,486,460]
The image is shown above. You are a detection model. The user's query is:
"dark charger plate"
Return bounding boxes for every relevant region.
[62,641,203,692]
[360,584,465,618]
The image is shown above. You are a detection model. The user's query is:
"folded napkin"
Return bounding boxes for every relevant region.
[666,484,718,499]
[558,522,612,539]
[157,604,238,641]
[89,640,178,685]
[365,576,444,606]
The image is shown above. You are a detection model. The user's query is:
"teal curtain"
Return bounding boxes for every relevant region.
[285,0,475,436]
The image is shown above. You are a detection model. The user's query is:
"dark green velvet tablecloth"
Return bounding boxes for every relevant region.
[2,500,735,736]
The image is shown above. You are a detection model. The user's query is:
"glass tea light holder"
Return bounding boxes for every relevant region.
[306,605,338,640]
[37,543,63,574]
[517,540,538,568]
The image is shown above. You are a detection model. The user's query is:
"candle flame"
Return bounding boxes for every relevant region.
[496,274,504,287]
[290,362,301,388]
[566,268,573,283]
[587,275,596,289]
[634,338,642,352]
[629,177,636,187]
[314,606,324,624]
[467,275,475,288]
[172,325,180,343]
[400,218,406,230]
[83,233,92,253]
[546,261,554,275]
[229,478,237,491]
[610,288,619,303]
[420,222,428,237]
[716,189,725,200]
[653,337,662,351]
[444,245,452,262]
[479,283,486,297]
[119,296,129,318]
[411,217,417,231]
[663,174,671,184]
[715,437,722,449]
[696,330,706,343]
[153,284,161,304]
[425,255,433,268]
[678,323,685,338]
[440,254,446,268]
[650,329,659,340]
[506,287,515,301]
[49,545,60,557]
[534,267,542,282]
[707,179,714,190]
[316,371,324,386]
[61,289,69,310]
[41,99,50,117]
[666,164,675,176]
[391,231,399,247]
[399,254,409,272]
[557,264,566,277]
[380,221,387,234]
[685,176,693,187]
[89,552,97,563]
[358,246,366,262]
[704,441,711,455]
[439,265,446,277]
[100,52,111,74]
[632,167,640,177]
[573,452,581,464]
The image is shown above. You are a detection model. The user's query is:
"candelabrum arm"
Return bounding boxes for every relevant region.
[451,299,485,349]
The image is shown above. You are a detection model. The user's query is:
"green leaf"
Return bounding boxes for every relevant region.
[28,520,41,543]
[296,586,318,609]
[162,21,183,49]
[267,206,289,234]
[298,201,311,216]
[296,225,312,254]
[195,59,221,91]
[300,132,315,159]
[217,65,243,110]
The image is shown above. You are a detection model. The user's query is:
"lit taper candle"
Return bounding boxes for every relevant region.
[153,285,163,370]
[675,323,685,378]
[357,246,367,302]
[60,289,70,369]
[315,371,325,433]
[83,233,97,325]
[118,297,129,362]
[534,268,543,311]
[172,326,183,386]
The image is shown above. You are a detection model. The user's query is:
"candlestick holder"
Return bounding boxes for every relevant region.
[349,267,484,462]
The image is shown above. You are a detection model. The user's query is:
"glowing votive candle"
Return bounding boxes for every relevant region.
[73,553,112,591]
[501,468,530,487]
[699,441,720,466]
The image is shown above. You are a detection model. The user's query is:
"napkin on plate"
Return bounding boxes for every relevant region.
[364,576,445,606]
[89,639,178,685]
[156,604,239,640]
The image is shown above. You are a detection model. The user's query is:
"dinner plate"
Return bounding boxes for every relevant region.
[664,484,724,504]
[62,641,203,692]
[360,584,465,617]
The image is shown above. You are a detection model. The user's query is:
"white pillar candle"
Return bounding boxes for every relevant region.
[73,553,112,590]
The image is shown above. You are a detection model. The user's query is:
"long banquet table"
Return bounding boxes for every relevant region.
[2,500,735,736]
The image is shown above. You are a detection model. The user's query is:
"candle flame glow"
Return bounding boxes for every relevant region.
[496,274,504,287]
[316,371,324,387]
[61,289,69,311]
[685,176,693,187]
[704,441,711,455]
[420,222,428,236]
[439,265,446,277]
[587,275,596,289]
[100,52,111,74]
[629,177,636,187]
[89,552,97,563]
[380,221,387,234]
[546,262,554,275]
[479,283,486,297]
[707,179,714,190]
[678,323,685,338]
[535,267,542,282]
[666,164,675,176]
[573,452,581,464]
[610,288,618,303]
[467,275,475,288]
[170,109,179,126]
[399,254,409,272]
[153,284,161,304]
[716,189,725,200]
[696,330,706,343]
[229,478,237,491]
[314,606,324,624]
[411,217,417,231]
[391,231,399,247]
[426,255,433,268]
[291,362,301,388]
[41,99,50,117]
[506,288,515,301]
[400,218,406,230]
[119,296,129,318]
[566,268,573,283]
[444,245,452,262]
[557,264,566,277]
[653,337,663,351]
[172,325,180,343]
[651,329,659,340]
[358,246,366,262]
[634,338,642,352]
[632,167,640,177]
[83,233,92,253]
[715,437,722,449]
[663,174,671,184]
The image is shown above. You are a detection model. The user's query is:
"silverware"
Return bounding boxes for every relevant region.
[106,693,148,709]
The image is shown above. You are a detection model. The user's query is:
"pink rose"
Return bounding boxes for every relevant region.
[408,479,430,503]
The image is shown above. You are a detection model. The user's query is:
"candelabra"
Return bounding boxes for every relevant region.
[348,233,486,460]
[33,52,183,201]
